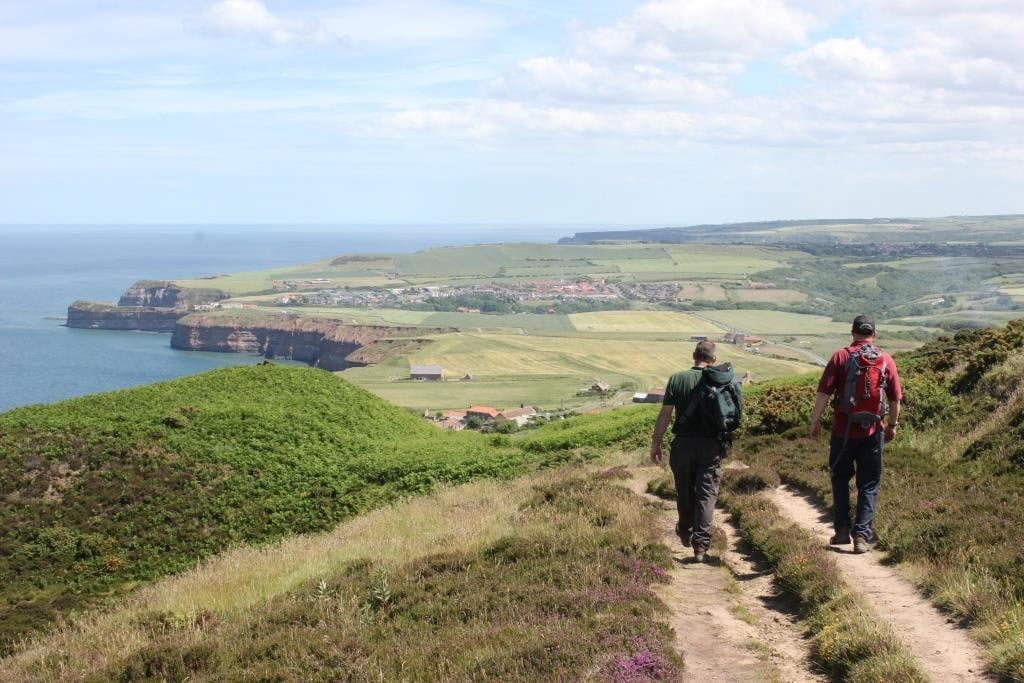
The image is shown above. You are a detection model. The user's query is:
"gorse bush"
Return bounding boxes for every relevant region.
[0,365,594,651]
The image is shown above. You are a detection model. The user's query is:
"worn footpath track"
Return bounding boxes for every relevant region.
[770,485,992,683]
[628,470,825,683]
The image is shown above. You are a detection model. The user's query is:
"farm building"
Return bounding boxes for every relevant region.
[690,335,708,342]
[743,336,765,345]
[499,406,536,427]
[591,381,611,393]
[632,392,649,403]
[467,405,500,420]
[723,332,745,344]
[436,416,465,431]
[410,364,445,381]
[644,388,666,404]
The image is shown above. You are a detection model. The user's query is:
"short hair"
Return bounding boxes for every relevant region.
[693,341,717,362]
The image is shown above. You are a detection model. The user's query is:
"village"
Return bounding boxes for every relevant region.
[268,279,622,308]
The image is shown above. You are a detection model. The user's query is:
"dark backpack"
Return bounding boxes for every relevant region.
[838,344,889,433]
[681,363,743,435]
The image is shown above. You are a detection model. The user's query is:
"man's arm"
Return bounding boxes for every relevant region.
[650,404,674,464]
[809,392,830,439]
[884,355,903,440]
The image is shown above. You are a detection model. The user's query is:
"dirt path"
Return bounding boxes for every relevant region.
[769,485,992,683]
[627,470,824,683]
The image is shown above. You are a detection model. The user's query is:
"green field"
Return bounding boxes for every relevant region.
[568,310,722,334]
[698,309,928,336]
[174,242,795,295]
[341,330,813,411]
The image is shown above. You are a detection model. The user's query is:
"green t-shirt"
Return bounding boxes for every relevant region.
[663,366,705,436]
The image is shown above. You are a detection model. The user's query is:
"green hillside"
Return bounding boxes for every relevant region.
[0,365,575,651]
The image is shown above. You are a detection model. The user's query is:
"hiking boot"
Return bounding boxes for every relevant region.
[853,534,870,554]
[675,523,691,547]
[692,544,707,563]
[830,529,851,545]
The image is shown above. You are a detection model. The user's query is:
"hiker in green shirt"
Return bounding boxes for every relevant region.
[650,341,740,563]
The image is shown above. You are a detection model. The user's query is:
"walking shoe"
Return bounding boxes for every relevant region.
[692,544,707,563]
[675,523,691,547]
[830,529,851,545]
[853,534,870,554]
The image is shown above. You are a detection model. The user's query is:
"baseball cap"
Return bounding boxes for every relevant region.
[852,315,875,335]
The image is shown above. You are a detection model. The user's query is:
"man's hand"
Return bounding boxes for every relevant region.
[884,424,898,443]
[650,442,663,465]
[809,421,822,439]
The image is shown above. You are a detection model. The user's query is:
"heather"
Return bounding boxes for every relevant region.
[60,471,679,682]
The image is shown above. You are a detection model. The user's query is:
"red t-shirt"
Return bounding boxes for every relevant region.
[817,340,903,438]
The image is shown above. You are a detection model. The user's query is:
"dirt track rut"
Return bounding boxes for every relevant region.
[629,470,824,683]
[769,484,992,683]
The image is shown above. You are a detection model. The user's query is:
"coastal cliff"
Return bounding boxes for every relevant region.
[118,280,229,307]
[171,313,444,371]
[67,281,229,332]
[66,301,183,332]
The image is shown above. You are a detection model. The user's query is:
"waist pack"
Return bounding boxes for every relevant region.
[678,363,743,435]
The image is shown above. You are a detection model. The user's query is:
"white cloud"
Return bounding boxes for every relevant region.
[573,0,816,68]
[489,57,726,104]
[866,0,1017,16]
[2,88,360,118]
[787,35,1024,93]
[316,1,504,45]
[204,0,332,45]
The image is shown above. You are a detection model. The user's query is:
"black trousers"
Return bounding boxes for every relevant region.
[669,435,725,549]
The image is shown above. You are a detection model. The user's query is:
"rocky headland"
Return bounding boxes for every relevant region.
[66,301,184,332]
[67,280,230,332]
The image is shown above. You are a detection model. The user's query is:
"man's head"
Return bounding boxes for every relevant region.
[852,314,876,341]
[693,340,717,366]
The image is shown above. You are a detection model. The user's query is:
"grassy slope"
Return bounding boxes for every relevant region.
[3,466,680,683]
[0,365,584,651]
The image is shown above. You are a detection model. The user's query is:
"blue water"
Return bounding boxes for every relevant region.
[0,225,577,412]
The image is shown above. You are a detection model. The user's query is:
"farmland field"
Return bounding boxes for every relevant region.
[340,330,813,411]
[698,309,928,336]
[568,310,722,334]
[727,288,807,303]
[173,242,798,295]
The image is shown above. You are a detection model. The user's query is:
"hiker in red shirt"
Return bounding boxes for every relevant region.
[809,315,902,554]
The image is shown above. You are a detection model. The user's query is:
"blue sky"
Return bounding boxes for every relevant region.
[1,0,1022,224]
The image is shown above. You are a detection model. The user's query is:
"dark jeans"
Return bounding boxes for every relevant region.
[669,435,725,549]
[829,432,884,540]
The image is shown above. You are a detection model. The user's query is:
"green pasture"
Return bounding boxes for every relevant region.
[568,310,723,334]
[338,330,814,411]
[699,309,929,336]
[174,242,798,296]
[887,310,1020,327]
[727,288,807,303]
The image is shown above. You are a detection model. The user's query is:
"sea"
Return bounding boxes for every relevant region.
[0,225,586,413]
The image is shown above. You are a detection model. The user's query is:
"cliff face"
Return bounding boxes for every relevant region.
[118,280,229,307]
[171,314,444,371]
[66,301,182,332]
